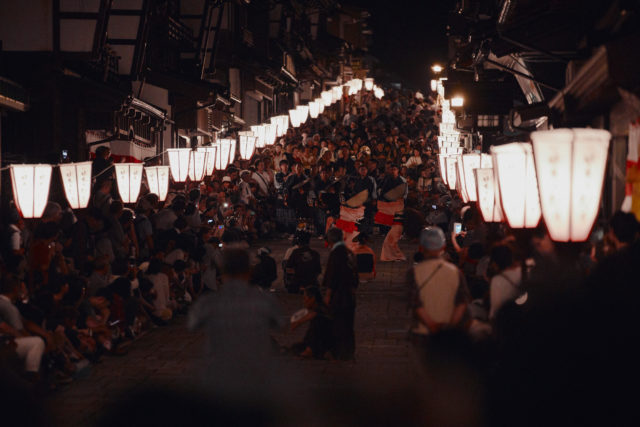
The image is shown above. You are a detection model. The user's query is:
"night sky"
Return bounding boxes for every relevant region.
[345,0,455,89]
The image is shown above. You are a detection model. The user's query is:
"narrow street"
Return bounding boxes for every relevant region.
[46,237,418,426]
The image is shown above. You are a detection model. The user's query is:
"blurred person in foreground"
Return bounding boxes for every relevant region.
[187,248,284,397]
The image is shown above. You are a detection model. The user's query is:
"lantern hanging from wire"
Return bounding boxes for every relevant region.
[198,146,217,176]
[10,164,52,218]
[215,139,234,170]
[474,168,504,223]
[59,161,92,209]
[144,165,170,201]
[315,97,325,114]
[264,123,277,146]
[167,148,191,183]
[351,78,363,92]
[461,154,491,203]
[250,125,266,148]
[115,163,144,204]
[308,101,319,119]
[289,109,301,128]
[530,128,611,242]
[446,156,458,191]
[188,149,208,182]
[438,154,449,186]
[296,105,309,124]
[455,158,470,203]
[491,142,541,229]
[373,86,384,99]
[364,78,374,91]
[228,138,237,164]
[238,131,257,161]
[321,90,333,107]
[332,86,343,103]
[430,79,437,92]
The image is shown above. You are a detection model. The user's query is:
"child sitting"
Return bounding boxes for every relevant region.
[290,287,333,358]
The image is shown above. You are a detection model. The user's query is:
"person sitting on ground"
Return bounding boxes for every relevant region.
[290,286,333,358]
[251,247,278,290]
[285,231,321,293]
[351,233,377,282]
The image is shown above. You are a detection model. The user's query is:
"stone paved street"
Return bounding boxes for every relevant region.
[46,236,420,426]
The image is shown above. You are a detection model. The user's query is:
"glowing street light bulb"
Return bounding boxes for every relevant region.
[451,96,464,107]
[432,64,443,73]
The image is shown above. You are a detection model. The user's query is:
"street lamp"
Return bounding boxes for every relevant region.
[167,148,191,183]
[308,101,320,119]
[474,168,504,222]
[10,164,52,218]
[364,78,374,91]
[238,131,257,161]
[251,124,266,148]
[188,149,208,182]
[531,128,611,242]
[491,142,541,228]
[59,161,92,209]
[451,96,464,107]
[198,146,217,175]
[432,64,443,73]
[114,163,144,204]
[144,165,170,201]
[215,139,234,170]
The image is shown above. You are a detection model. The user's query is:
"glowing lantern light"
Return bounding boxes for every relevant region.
[456,158,470,203]
[431,79,437,91]
[188,149,208,182]
[351,78,363,92]
[530,128,611,242]
[296,105,309,123]
[461,154,491,203]
[228,138,237,164]
[251,125,266,148]
[115,163,143,204]
[238,131,257,160]
[446,156,458,191]
[315,98,325,114]
[451,96,464,107]
[10,164,52,218]
[215,139,234,170]
[289,109,301,128]
[364,78,374,91]
[491,142,541,229]
[373,86,384,99]
[59,161,92,209]
[474,168,503,222]
[438,154,449,186]
[331,86,343,103]
[264,123,277,146]
[308,101,319,119]
[321,91,333,107]
[145,165,170,201]
[167,148,191,183]
[198,146,217,176]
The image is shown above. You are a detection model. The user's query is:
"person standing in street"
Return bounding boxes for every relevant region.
[322,228,359,360]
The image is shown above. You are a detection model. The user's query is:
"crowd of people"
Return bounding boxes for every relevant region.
[2,84,640,427]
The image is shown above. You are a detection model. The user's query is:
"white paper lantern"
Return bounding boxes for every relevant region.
[59,161,92,209]
[321,91,332,106]
[145,165,170,201]
[238,131,257,161]
[431,79,437,92]
[491,142,541,229]
[264,123,277,146]
[188,149,208,182]
[373,87,384,99]
[228,138,237,164]
[115,163,144,204]
[10,164,52,218]
[198,146,217,176]
[331,86,343,103]
[289,109,301,128]
[308,101,319,119]
[250,125,266,148]
[474,168,503,222]
[460,154,480,202]
[438,154,449,186]
[315,98,325,114]
[296,105,309,124]
[531,128,610,242]
[167,148,191,183]
[351,78,363,92]
[364,78,374,91]
[215,139,234,170]
[446,156,458,191]
[455,158,470,203]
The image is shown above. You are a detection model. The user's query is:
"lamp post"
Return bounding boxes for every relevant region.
[167,148,191,183]
[10,164,52,218]
[491,142,541,228]
[238,131,257,161]
[114,163,144,204]
[531,128,611,242]
[144,165,170,201]
[59,161,92,209]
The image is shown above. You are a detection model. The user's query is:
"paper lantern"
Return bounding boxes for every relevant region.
[455,158,469,203]
[315,98,325,114]
[289,109,301,128]
[167,148,191,183]
[238,131,257,160]
[451,96,464,107]
[460,154,491,203]
[188,149,208,182]
[145,165,170,201]
[351,78,363,92]
[474,168,503,222]
[250,125,266,148]
[373,87,384,99]
[228,138,237,164]
[446,156,458,191]
[215,139,234,170]
[430,79,437,92]
[332,86,343,103]
[198,146,217,176]
[321,91,333,107]
[438,154,448,186]
[264,123,277,146]
[115,163,143,204]
[59,161,92,209]
[270,115,288,137]
[364,78,374,91]
[10,164,52,218]
[491,142,541,228]
[308,101,319,119]
[296,105,309,124]
[531,128,611,242]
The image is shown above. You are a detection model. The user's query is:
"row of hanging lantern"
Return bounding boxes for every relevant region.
[10,76,380,218]
[442,129,611,242]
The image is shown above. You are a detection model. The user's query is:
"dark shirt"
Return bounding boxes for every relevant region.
[286,245,322,287]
